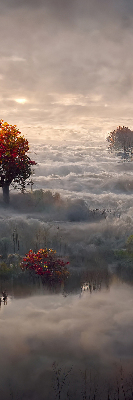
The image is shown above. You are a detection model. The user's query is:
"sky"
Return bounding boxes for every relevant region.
[1,0,133,131]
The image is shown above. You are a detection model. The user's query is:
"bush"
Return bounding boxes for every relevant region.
[20,248,69,283]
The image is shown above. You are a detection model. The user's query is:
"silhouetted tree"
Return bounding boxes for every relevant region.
[107,126,133,158]
[0,120,36,203]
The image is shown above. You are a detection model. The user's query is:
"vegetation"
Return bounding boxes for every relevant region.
[0,119,36,203]
[115,234,133,260]
[107,125,133,158]
[20,248,69,283]
[126,234,133,253]
[0,261,21,279]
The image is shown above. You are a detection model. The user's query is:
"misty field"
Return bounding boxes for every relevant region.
[0,128,133,400]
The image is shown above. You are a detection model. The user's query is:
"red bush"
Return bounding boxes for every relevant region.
[20,248,69,283]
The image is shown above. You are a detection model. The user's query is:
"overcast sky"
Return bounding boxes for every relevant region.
[0,0,133,130]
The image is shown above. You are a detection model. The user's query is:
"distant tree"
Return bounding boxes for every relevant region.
[107,126,133,159]
[0,120,36,203]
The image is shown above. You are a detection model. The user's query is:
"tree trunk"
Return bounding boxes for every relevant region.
[2,184,10,204]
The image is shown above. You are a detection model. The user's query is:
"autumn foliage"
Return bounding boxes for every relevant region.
[0,120,36,202]
[20,248,69,283]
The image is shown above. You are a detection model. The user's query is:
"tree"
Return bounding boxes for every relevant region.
[0,119,36,203]
[126,235,133,253]
[20,248,69,283]
[107,126,133,158]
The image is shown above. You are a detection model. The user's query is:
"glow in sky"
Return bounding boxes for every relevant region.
[0,0,133,128]
[15,98,27,104]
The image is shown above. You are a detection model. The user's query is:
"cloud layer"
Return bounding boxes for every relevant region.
[1,0,133,126]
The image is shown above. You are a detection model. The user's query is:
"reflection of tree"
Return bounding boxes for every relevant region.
[0,267,112,298]
[81,269,111,293]
[51,364,133,400]
[52,362,72,400]
[64,268,111,295]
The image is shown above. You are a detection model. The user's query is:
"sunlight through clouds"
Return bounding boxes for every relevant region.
[15,98,27,104]
[1,0,133,126]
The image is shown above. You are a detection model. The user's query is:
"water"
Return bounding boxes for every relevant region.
[0,275,133,400]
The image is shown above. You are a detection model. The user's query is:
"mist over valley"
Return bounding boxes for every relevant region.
[1,0,133,395]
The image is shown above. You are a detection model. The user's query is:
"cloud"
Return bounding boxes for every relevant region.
[1,56,26,62]
[14,98,27,104]
[0,0,133,125]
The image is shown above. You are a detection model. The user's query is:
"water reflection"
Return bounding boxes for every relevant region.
[0,271,133,399]
[0,290,8,307]
[0,267,112,299]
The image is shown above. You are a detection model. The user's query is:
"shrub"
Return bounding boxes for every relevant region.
[20,248,69,283]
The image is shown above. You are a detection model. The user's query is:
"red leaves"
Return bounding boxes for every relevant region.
[20,248,69,282]
[0,119,37,190]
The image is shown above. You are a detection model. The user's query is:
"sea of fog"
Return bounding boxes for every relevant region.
[27,125,133,209]
[0,125,133,399]
[0,125,133,271]
[0,126,133,261]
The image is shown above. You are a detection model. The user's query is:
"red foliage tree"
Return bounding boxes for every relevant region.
[0,120,36,203]
[20,248,69,283]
